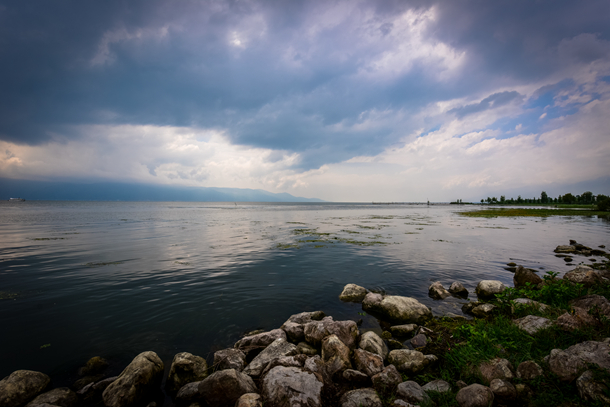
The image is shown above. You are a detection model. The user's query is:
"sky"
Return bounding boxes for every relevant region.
[1,0,609,202]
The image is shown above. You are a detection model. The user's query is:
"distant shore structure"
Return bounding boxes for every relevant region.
[8,197,25,201]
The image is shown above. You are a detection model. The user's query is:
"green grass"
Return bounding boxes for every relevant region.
[459,208,609,218]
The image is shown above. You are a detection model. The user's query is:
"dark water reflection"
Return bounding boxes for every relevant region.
[0,201,608,387]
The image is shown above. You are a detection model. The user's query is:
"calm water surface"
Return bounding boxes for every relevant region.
[0,201,608,387]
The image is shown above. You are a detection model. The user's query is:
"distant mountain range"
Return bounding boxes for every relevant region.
[0,178,325,202]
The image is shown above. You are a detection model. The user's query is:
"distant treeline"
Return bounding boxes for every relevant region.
[479,191,608,205]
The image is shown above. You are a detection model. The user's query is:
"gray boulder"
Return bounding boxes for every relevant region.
[102,351,164,407]
[576,370,610,403]
[514,315,553,335]
[472,303,495,318]
[548,341,610,381]
[339,284,368,302]
[555,245,576,253]
[390,324,418,337]
[243,338,298,378]
[477,358,514,385]
[166,352,208,395]
[387,350,429,374]
[428,282,450,300]
[475,280,506,300]
[421,379,451,393]
[296,342,318,356]
[564,266,602,287]
[280,311,325,343]
[359,331,388,359]
[362,295,432,324]
[489,379,516,402]
[353,349,384,377]
[261,366,323,407]
[409,334,427,349]
[0,370,51,407]
[199,369,257,407]
[516,361,543,380]
[24,388,77,407]
[371,365,402,394]
[260,355,306,378]
[235,393,263,407]
[456,384,494,407]
[303,317,359,348]
[339,388,382,407]
[396,381,430,405]
[175,382,203,404]
[449,282,469,297]
[571,295,610,318]
[511,298,549,312]
[342,369,370,386]
[213,348,246,372]
[235,329,287,354]
[321,335,352,377]
[514,266,543,287]
[76,376,116,404]
[556,307,598,331]
[303,355,324,374]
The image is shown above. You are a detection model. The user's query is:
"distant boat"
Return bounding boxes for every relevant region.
[8,198,25,202]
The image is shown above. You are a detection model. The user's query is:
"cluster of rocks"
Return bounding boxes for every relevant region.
[2,240,609,407]
[554,239,608,265]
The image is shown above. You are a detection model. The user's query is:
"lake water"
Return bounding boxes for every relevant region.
[0,201,608,389]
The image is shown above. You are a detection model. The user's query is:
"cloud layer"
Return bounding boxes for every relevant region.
[1,0,609,201]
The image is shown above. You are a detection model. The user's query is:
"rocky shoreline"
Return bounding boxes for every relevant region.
[1,240,610,407]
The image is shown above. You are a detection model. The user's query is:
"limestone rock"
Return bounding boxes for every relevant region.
[548,341,610,381]
[353,349,384,377]
[175,382,203,404]
[576,370,610,403]
[342,369,370,386]
[359,331,388,359]
[564,266,602,287]
[472,303,495,318]
[77,376,116,404]
[235,329,287,354]
[322,335,352,377]
[387,339,404,350]
[478,358,514,385]
[102,351,164,407]
[281,322,305,343]
[72,374,104,392]
[392,401,418,407]
[475,280,506,300]
[409,334,427,349]
[571,295,610,318]
[303,355,324,374]
[243,338,298,378]
[235,393,263,407]
[362,295,432,324]
[362,293,383,311]
[514,315,553,335]
[425,354,438,365]
[339,388,382,407]
[489,379,516,402]
[0,370,51,407]
[390,324,418,337]
[199,369,257,407]
[516,361,543,380]
[261,366,323,407]
[78,356,108,377]
[461,301,480,315]
[371,365,402,394]
[449,282,469,297]
[511,298,549,312]
[554,245,576,253]
[513,266,543,287]
[166,352,208,395]
[260,355,306,378]
[396,381,430,405]
[556,307,598,331]
[387,349,429,374]
[456,384,494,407]
[213,348,246,372]
[421,379,451,393]
[303,317,359,349]
[24,388,77,407]
[428,282,450,300]
[284,311,326,325]
[296,342,318,356]
[339,284,368,302]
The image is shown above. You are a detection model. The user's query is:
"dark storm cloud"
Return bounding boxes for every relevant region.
[1,0,609,170]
